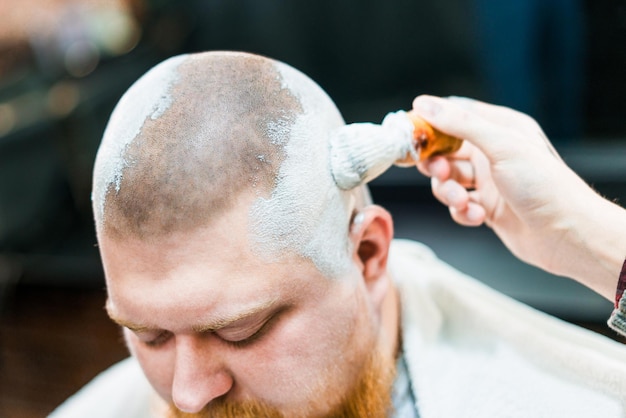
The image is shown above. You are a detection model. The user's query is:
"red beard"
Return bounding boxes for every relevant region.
[167,350,396,418]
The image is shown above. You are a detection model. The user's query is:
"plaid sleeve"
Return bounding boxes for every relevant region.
[607,258,626,336]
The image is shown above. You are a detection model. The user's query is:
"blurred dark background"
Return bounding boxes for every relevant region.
[1,1,626,416]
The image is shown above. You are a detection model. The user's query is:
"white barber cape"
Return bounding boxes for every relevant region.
[50,239,626,417]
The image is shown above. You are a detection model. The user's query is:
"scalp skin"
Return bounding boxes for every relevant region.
[95,52,302,239]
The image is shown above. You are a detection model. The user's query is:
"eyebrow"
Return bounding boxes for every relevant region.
[105,297,279,333]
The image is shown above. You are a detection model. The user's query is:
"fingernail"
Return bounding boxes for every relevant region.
[447,95,475,101]
[413,97,442,118]
[465,204,484,224]
[446,96,475,109]
[446,188,461,207]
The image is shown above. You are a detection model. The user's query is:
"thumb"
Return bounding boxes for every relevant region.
[412,95,520,163]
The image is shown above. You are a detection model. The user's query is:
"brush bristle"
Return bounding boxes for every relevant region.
[329,111,414,190]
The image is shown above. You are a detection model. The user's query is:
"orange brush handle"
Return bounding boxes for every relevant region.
[396,111,463,165]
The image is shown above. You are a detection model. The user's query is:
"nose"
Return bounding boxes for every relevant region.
[171,335,234,413]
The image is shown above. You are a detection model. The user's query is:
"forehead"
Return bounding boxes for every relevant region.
[99,195,332,324]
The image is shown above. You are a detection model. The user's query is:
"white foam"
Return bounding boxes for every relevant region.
[329,110,414,190]
[249,61,354,278]
[92,54,187,225]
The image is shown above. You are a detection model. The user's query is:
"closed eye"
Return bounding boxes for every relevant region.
[217,311,281,348]
[139,330,173,348]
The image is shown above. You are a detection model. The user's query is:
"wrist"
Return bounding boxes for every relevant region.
[558,193,626,301]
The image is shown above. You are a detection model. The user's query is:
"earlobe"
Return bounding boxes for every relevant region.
[350,205,394,307]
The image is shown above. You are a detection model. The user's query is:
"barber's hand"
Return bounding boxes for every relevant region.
[410,95,626,300]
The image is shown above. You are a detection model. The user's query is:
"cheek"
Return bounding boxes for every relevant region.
[124,330,175,401]
[230,285,375,409]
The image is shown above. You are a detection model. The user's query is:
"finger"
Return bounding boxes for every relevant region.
[415,161,431,177]
[447,96,564,162]
[417,137,478,178]
[432,176,487,226]
[412,95,526,162]
[416,156,448,178]
[447,160,475,189]
[420,154,475,189]
[431,178,470,210]
[446,96,540,134]
[449,202,486,227]
[444,139,475,160]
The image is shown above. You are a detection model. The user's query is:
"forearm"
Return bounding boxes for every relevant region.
[555,191,626,302]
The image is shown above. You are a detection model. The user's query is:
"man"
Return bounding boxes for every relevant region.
[52,51,626,418]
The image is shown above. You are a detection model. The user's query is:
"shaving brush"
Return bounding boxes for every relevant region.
[329,110,463,190]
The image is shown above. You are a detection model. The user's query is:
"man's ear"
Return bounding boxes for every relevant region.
[349,205,394,308]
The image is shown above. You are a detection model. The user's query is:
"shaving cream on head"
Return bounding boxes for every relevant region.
[249,61,355,278]
[329,110,415,190]
[92,54,187,225]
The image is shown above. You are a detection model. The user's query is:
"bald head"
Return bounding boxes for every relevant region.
[94,52,304,237]
[93,51,369,276]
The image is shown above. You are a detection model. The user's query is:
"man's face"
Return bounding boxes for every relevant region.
[100,196,394,417]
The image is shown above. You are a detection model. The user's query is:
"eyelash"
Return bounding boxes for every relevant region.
[141,313,280,349]
[221,315,276,348]
[143,331,172,348]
